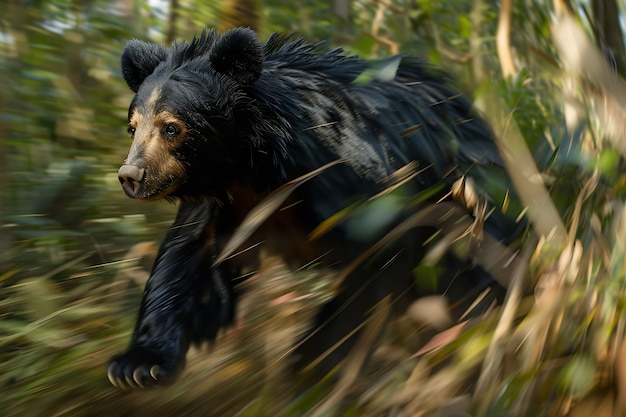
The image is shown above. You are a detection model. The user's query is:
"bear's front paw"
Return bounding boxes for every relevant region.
[107,346,184,388]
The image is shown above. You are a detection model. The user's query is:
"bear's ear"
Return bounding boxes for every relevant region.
[210,28,263,85]
[121,40,169,92]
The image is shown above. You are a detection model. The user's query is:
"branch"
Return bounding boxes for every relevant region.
[496,0,516,78]
[371,0,399,54]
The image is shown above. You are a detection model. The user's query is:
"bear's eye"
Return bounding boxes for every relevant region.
[127,126,136,137]
[163,123,181,139]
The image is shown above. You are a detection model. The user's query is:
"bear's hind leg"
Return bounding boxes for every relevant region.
[293,240,418,377]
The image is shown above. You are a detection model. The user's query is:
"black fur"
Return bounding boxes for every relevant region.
[109,27,518,388]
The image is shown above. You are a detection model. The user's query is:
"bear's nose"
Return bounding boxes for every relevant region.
[118,164,145,197]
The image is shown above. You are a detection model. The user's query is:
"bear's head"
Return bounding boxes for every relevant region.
[117,27,272,202]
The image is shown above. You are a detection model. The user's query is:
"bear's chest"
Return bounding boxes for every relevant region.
[221,184,333,270]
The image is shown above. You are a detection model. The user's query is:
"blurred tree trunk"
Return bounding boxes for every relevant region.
[332,0,351,43]
[333,0,350,21]
[469,0,485,84]
[591,0,626,78]
[167,0,180,43]
[218,0,261,32]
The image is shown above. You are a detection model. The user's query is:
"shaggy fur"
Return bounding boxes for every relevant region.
[108,27,518,388]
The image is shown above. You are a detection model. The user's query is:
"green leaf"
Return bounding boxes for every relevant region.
[558,355,596,395]
[353,56,403,84]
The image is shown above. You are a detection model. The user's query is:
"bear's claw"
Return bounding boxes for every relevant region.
[107,347,182,389]
[107,361,166,388]
[149,365,160,380]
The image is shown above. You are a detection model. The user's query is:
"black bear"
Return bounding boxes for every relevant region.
[108,27,519,388]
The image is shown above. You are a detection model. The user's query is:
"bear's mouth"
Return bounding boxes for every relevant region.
[134,182,179,201]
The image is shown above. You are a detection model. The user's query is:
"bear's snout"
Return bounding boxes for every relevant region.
[118,164,145,198]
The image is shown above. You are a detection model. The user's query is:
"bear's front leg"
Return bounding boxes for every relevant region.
[108,199,235,388]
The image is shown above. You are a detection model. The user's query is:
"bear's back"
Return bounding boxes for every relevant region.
[250,36,510,235]
[255,36,502,189]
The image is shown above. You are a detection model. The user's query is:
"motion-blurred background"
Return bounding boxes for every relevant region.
[3,0,626,416]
